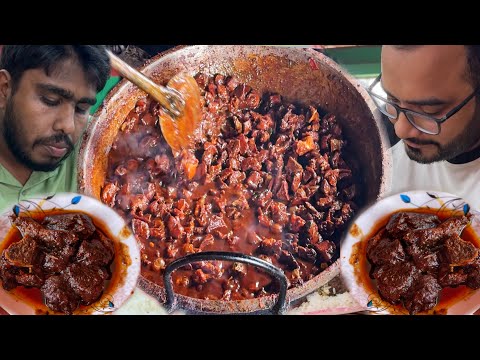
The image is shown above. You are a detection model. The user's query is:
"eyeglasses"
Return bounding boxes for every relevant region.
[366,73,478,135]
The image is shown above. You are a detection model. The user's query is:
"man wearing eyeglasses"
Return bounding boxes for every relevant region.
[367,45,480,207]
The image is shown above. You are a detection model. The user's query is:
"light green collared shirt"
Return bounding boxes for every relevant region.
[0,142,79,214]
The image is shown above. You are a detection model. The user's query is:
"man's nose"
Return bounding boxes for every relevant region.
[394,111,422,140]
[52,103,75,135]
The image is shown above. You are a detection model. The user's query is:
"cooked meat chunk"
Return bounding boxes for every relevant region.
[443,234,479,267]
[15,272,44,288]
[285,157,303,177]
[43,244,76,274]
[42,252,69,274]
[43,214,96,240]
[367,236,406,266]
[279,250,300,270]
[95,230,115,259]
[42,275,80,315]
[300,220,320,245]
[257,238,282,256]
[4,235,38,268]
[76,239,114,267]
[386,212,440,238]
[438,215,471,236]
[64,263,106,305]
[411,250,440,274]
[10,215,43,238]
[132,219,150,240]
[0,255,18,290]
[466,257,480,289]
[101,182,119,207]
[366,229,386,260]
[404,216,470,249]
[467,272,480,289]
[312,241,336,263]
[373,262,419,304]
[404,275,441,315]
[13,216,79,249]
[297,246,317,263]
[438,265,468,288]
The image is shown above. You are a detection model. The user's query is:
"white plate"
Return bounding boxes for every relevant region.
[0,193,140,315]
[341,190,480,315]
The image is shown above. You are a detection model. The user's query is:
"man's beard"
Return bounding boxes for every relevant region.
[2,98,74,172]
[404,112,480,164]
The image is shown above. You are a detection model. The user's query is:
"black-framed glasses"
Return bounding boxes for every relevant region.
[366,73,478,135]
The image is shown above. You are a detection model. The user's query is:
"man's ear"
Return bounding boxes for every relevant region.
[0,69,12,109]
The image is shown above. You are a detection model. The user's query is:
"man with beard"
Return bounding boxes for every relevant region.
[367,45,480,208]
[0,46,110,212]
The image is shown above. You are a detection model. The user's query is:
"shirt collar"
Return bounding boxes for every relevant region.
[23,167,61,190]
[0,162,61,189]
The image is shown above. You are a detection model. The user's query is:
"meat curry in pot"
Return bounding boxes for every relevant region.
[102,73,360,301]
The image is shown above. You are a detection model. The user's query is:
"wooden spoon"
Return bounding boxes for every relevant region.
[107,50,202,178]
[158,73,202,179]
[157,72,202,154]
[107,50,185,118]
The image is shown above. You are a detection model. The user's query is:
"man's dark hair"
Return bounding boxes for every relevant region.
[391,45,480,89]
[465,45,480,90]
[0,45,110,93]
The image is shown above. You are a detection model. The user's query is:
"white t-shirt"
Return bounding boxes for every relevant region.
[389,141,480,210]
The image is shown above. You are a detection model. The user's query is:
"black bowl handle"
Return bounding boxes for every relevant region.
[163,251,288,315]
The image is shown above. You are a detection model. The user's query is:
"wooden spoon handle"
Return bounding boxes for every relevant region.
[107,50,184,117]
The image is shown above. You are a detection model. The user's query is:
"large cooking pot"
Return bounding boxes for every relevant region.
[78,45,392,314]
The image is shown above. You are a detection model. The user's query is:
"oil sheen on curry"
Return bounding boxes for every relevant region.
[0,210,116,314]
[102,73,360,301]
[352,210,480,315]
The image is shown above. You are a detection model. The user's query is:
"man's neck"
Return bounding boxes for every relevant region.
[448,138,480,164]
[0,140,33,185]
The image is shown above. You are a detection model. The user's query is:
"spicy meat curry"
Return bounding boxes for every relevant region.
[366,211,480,314]
[102,73,360,300]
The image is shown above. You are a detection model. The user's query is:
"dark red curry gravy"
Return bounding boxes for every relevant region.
[102,73,360,300]
[0,210,120,315]
[350,208,480,315]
